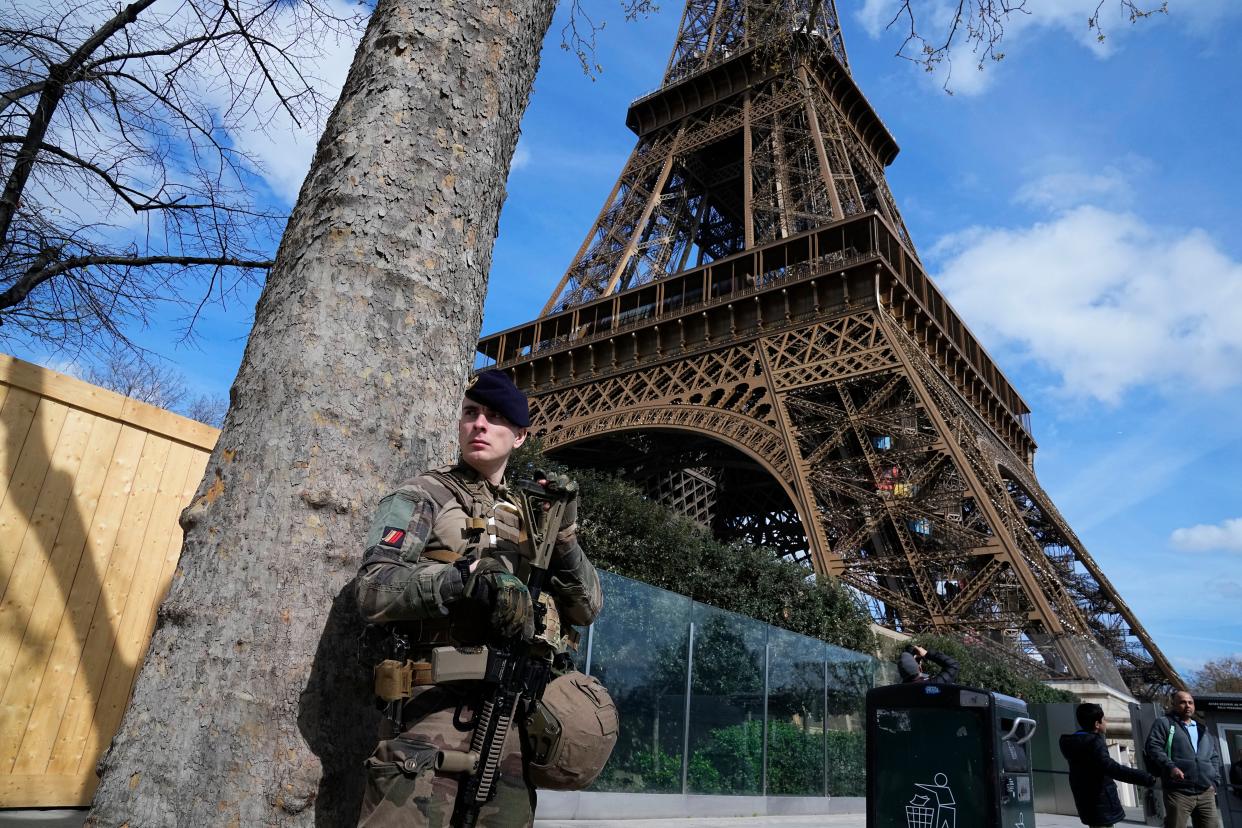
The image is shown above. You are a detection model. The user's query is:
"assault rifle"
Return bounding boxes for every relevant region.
[434,476,575,828]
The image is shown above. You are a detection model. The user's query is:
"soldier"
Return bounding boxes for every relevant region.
[355,370,604,827]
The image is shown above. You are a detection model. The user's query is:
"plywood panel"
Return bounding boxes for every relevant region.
[4,417,123,773]
[0,357,124,422]
[0,355,220,807]
[0,772,96,806]
[147,447,204,635]
[0,399,70,597]
[76,440,196,777]
[0,407,95,701]
[36,427,148,779]
[0,355,216,451]
[43,433,172,778]
[0,387,40,506]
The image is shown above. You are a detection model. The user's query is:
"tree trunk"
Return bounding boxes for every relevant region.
[87,0,556,824]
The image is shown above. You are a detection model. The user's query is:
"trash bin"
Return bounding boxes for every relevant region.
[867,682,1038,828]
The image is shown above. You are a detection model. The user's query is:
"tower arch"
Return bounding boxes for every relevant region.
[476,0,1181,694]
[540,415,813,564]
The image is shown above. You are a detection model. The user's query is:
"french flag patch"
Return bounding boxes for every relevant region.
[380,527,406,548]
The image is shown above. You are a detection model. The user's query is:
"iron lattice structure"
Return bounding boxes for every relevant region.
[478,0,1180,695]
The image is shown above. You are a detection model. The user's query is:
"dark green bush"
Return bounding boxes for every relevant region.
[512,441,876,654]
[826,729,865,795]
[602,718,863,796]
[594,745,681,792]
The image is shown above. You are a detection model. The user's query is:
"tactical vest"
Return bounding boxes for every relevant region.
[400,464,563,649]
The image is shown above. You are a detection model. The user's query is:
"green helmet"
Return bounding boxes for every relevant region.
[525,671,618,790]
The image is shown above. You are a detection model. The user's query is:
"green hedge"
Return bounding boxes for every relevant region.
[595,719,866,796]
[512,441,876,654]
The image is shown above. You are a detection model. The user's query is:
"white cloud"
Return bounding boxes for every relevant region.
[1014,165,1134,210]
[853,0,1242,94]
[856,0,895,39]
[1170,518,1242,552]
[186,0,365,205]
[1175,0,1242,36]
[930,204,1242,402]
[511,143,533,171]
[1216,580,1242,600]
[853,0,1006,94]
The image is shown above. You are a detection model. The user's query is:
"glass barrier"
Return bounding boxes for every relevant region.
[585,572,692,793]
[767,627,828,796]
[583,570,877,797]
[826,643,872,796]
[686,603,767,795]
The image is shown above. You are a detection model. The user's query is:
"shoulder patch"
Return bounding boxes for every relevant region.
[379,526,406,548]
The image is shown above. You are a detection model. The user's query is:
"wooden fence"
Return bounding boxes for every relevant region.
[0,354,219,807]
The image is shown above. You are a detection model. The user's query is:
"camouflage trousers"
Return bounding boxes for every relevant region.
[358,686,535,828]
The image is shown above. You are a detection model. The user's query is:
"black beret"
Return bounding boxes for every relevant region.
[465,370,529,428]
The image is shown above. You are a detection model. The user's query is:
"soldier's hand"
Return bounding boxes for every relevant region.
[465,557,534,640]
[535,471,578,536]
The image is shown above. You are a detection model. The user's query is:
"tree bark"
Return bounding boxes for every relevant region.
[87,0,556,824]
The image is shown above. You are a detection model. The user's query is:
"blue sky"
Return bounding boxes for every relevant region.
[488,0,1242,678]
[8,0,1242,678]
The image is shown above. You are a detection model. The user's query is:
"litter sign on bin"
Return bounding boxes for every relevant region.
[907,773,957,828]
[867,683,1035,828]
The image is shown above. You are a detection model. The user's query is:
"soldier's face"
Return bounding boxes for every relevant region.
[458,400,527,471]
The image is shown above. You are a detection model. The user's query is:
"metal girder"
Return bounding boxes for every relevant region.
[480,0,1181,696]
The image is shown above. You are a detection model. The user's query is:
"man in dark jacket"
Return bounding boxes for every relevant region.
[1061,703,1156,827]
[1144,690,1225,828]
[897,645,960,684]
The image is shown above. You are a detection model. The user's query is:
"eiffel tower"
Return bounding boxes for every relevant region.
[477,0,1180,695]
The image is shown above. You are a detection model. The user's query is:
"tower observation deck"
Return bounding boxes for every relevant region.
[477,0,1179,696]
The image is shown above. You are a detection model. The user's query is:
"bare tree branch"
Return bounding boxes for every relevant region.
[561,0,658,78]
[879,0,1166,89]
[0,0,160,245]
[0,252,273,311]
[0,0,365,354]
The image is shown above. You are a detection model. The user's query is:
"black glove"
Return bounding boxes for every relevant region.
[464,557,534,640]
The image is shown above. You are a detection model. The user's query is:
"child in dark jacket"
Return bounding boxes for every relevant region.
[1060,703,1156,827]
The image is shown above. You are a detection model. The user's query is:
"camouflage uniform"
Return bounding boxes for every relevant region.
[356,461,602,828]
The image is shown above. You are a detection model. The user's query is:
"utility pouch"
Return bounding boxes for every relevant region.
[359,737,439,825]
[374,659,415,702]
[430,646,489,683]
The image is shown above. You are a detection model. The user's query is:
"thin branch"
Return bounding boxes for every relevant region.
[221,0,302,127]
[0,252,273,311]
[0,0,160,246]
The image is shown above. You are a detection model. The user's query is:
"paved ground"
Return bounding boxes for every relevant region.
[535,813,1090,828]
[0,809,1119,827]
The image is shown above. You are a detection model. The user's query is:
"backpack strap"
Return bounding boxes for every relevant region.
[1166,718,1176,760]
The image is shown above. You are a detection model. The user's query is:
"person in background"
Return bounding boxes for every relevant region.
[897,644,960,684]
[1060,702,1156,828]
[1144,690,1224,828]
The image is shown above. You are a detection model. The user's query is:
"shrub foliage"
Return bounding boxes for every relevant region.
[512,441,876,654]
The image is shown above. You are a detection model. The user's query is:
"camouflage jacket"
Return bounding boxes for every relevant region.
[355,462,602,641]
